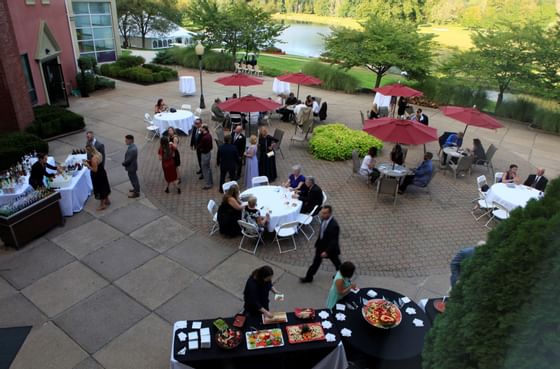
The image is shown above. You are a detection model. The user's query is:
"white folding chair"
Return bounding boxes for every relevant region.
[273,221,298,253]
[238,220,264,254]
[472,175,492,221]
[181,104,192,111]
[251,176,269,187]
[207,200,218,235]
[144,113,159,141]
[296,205,318,241]
[485,202,510,229]
[314,191,328,224]
[494,171,504,184]
[222,180,238,193]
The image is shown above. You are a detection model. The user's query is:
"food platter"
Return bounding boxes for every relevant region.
[285,323,325,344]
[362,299,402,329]
[245,329,284,350]
[294,308,315,320]
[215,328,242,350]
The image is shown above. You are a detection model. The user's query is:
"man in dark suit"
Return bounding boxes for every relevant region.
[217,134,239,193]
[301,205,342,283]
[86,131,105,167]
[122,134,140,198]
[232,125,246,179]
[190,118,203,179]
[299,176,323,215]
[29,153,58,189]
[524,168,548,192]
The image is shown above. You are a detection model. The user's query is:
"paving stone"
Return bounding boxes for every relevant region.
[51,219,123,259]
[0,276,13,298]
[94,314,171,369]
[105,165,132,187]
[101,202,163,234]
[73,357,105,369]
[420,274,452,296]
[22,261,108,318]
[56,286,149,353]
[45,210,95,240]
[130,216,194,252]
[115,255,197,310]
[9,322,88,369]
[83,189,139,219]
[0,241,75,289]
[81,236,157,281]
[0,293,46,327]
[165,233,236,275]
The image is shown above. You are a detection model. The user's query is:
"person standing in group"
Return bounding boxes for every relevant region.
[217,135,239,193]
[190,118,203,178]
[84,144,111,211]
[244,135,259,188]
[397,96,408,117]
[300,205,342,283]
[232,125,246,180]
[257,127,277,182]
[326,261,357,309]
[86,130,105,168]
[389,96,397,117]
[122,134,140,198]
[167,127,182,184]
[158,136,180,194]
[198,124,213,190]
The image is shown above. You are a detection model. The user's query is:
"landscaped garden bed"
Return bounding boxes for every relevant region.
[309,123,383,161]
[100,55,178,85]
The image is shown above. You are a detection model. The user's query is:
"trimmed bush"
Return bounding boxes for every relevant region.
[99,56,177,85]
[261,66,283,77]
[94,76,115,90]
[309,123,383,161]
[0,132,49,171]
[153,47,235,72]
[302,62,359,93]
[25,105,85,139]
[423,177,560,369]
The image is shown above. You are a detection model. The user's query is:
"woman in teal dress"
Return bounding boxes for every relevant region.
[326,262,356,309]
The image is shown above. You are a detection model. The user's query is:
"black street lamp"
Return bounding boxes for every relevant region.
[195,40,206,109]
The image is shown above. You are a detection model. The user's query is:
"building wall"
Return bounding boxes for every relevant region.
[7,0,78,106]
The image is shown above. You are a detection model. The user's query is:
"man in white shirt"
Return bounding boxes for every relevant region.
[312,97,320,117]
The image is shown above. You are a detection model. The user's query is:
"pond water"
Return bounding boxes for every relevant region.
[273,22,332,58]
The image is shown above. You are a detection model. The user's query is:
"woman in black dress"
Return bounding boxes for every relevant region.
[257,127,278,182]
[390,144,404,166]
[397,96,408,117]
[85,144,111,211]
[217,184,244,237]
[243,266,282,318]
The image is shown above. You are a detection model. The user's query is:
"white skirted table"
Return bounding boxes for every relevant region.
[179,76,196,95]
[153,110,195,135]
[272,78,291,96]
[485,183,541,212]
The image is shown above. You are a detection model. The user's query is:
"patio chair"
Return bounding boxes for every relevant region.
[408,167,437,200]
[222,180,238,193]
[477,144,497,175]
[144,113,159,141]
[447,155,474,179]
[494,171,504,184]
[349,150,370,185]
[296,205,318,241]
[238,220,264,254]
[290,117,313,147]
[360,110,366,127]
[211,111,224,129]
[207,200,218,236]
[375,176,399,208]
[251,176,269,187]
[274,221,299,253]
[181,104,192,111]
[229,113,242,128]
[253,65,264,77]
[472,175,493,221]
[485,202,509,229]
[295,107,312,127]
[314,191,328,224]
[272,129,285,159]
[234,62,241,73]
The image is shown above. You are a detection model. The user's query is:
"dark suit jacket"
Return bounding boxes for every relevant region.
[315,217,340,256]
[232,133,246,157]
[190,126,202,149]
[217,143,239,170]
[122,143,138,172]
[300,184,323,215]
[29,161,56,189]
[524,174,548,192]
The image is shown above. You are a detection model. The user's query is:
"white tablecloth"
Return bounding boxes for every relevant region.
[272,78,290,95]
[241,186,302,232]
[179,76,196,95]
[485,183,541,212]
[154,110,195,135]
[377,162,410,178]
[373,91,392,108]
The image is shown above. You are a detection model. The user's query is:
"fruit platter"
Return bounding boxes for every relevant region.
[362,299,402,329]
[215,328,242,350]
[285,323,325,344]
[245,329,284,350]
[294,308,315,320]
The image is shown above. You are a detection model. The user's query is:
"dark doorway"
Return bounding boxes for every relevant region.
[41,58,68,107]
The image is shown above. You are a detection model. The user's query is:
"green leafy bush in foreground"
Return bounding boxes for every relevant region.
[302,62,359,93]
[309,123,383,161]
[0,132,48,171]
[423,177,560,369]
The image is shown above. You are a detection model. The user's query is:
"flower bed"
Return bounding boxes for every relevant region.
[309,123,383,161]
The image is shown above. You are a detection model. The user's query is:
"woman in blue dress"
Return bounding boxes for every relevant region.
[326,262,356,309]
[244,135,259,188]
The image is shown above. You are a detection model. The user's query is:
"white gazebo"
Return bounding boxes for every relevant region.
[126,23,195,50]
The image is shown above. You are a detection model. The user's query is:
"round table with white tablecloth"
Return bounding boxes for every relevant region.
[179,76,196,95]
[240,185,302,232]
[485,183,541,212]
[272,78,290,95]
[153,110,195,135]
[377,162,410,178]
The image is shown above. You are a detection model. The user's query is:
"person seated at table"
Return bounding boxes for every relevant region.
[243,196,270,232]
[410,108,429,125]
[398,152,434,194]
[500,164,519,184]
[211,97,227,122]
[465,138,486,164]
[390,144,405,166]
[524,168,548,192]
[154,98,168,114]
[217,183,244,237]
[29,153,59,189]
[360,147,380,184]
[243,265,282,318]
[311,97,320,117]
[276,93,296,122]
[443,131,464,148]
[304,95,313,108]
[326,261,357,309]
[298,176,323,215]
[368,103,379,119]
[283,164,306,192]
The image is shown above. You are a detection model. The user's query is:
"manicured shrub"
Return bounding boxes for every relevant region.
[309,123,383,161]
[115,55,145,68]
[153,47,234,72]
[423,177,560,369]
[261,66,283,77]
[94,76,115,90]
[302,62,359,93]
[25,105,85,139]
[0,132,49,171]
[76,73,96,94]
[415,77,488,108]
[99,60,177,85]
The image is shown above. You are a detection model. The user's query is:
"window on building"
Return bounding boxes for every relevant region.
[157,40,163,48]
[25,0,36,5]
[175,37,182,44]
[20,54,38,105]
[72,1,116,63]
[152,40,157,48]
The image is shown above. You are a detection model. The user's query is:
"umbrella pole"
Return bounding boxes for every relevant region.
[296,84,300,100]
[239,86,241,98]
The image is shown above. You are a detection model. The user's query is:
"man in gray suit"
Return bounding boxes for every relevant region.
[122,134,140,198]
[86,131,105,167]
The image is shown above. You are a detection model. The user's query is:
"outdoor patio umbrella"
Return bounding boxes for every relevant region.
[373,83,423,97]
[363,117,438,145]
[440,105,503,135]
[214,74,264,97]
[277,73,322,99]
[217,96,282,137]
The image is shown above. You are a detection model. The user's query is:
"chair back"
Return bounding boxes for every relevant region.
[321,191,327,206]
[360,111,365,127]
[207,199,216,216]
[485,144,497,162]
[238,220,260,236]
[273,129,284,146]
[318,101,327,121]
[278,221,299,233]
[222,181,238,193]
[144,113,152,123]
[295,107,312,126]
[351,150,360,174]
[251,176,269,187]
[230,113,242,125]
[181,104,192,111]
[477,175,488,190]
[457,155,474,171]
[304,205,319,218]
[494,171,504,184]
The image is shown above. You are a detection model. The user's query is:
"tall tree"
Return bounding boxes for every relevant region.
[117,0,136,48]
[323,17,434,88]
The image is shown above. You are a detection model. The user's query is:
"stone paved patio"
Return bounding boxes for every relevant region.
[1,69,558,368]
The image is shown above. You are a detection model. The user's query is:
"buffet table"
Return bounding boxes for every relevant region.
[179,76,196,96]
[272,78,290,96]
[153,110,195,135]
[240,186,302,232]
[485,183,541,212]
[171,312,346,369]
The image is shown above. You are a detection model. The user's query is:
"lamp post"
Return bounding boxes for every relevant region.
[195,40,206,109]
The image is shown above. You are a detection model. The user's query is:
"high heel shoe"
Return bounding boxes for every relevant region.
[177,188,181,194]
[164,187,169,193]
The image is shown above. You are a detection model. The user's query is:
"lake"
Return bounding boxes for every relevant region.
[273,22,332,58]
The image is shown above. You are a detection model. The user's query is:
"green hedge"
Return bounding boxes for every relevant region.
[25,105,85,139]
[415,77,488,108]
[302,62,359,94]
[309,123,383,161]
[99,55,178,84]
[0,132,49,171]
[423,177,560,369]
[153,47,235,72]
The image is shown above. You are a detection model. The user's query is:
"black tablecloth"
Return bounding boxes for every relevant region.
[424,298,444,324]
[173,312,340,369]
[336,288,431,369]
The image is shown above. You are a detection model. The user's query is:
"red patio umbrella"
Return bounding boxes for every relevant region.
[363,118,438,145]
[277,73,322,99]
[217,95,281,113]
[440,105,503,135]
[214,74,264,97]
[373,83,423,97]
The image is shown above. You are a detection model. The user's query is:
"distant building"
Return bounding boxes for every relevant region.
[127,23,196,50]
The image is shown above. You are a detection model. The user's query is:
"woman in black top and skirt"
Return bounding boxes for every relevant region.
[243,266,282,318]
[257,127,278,182]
